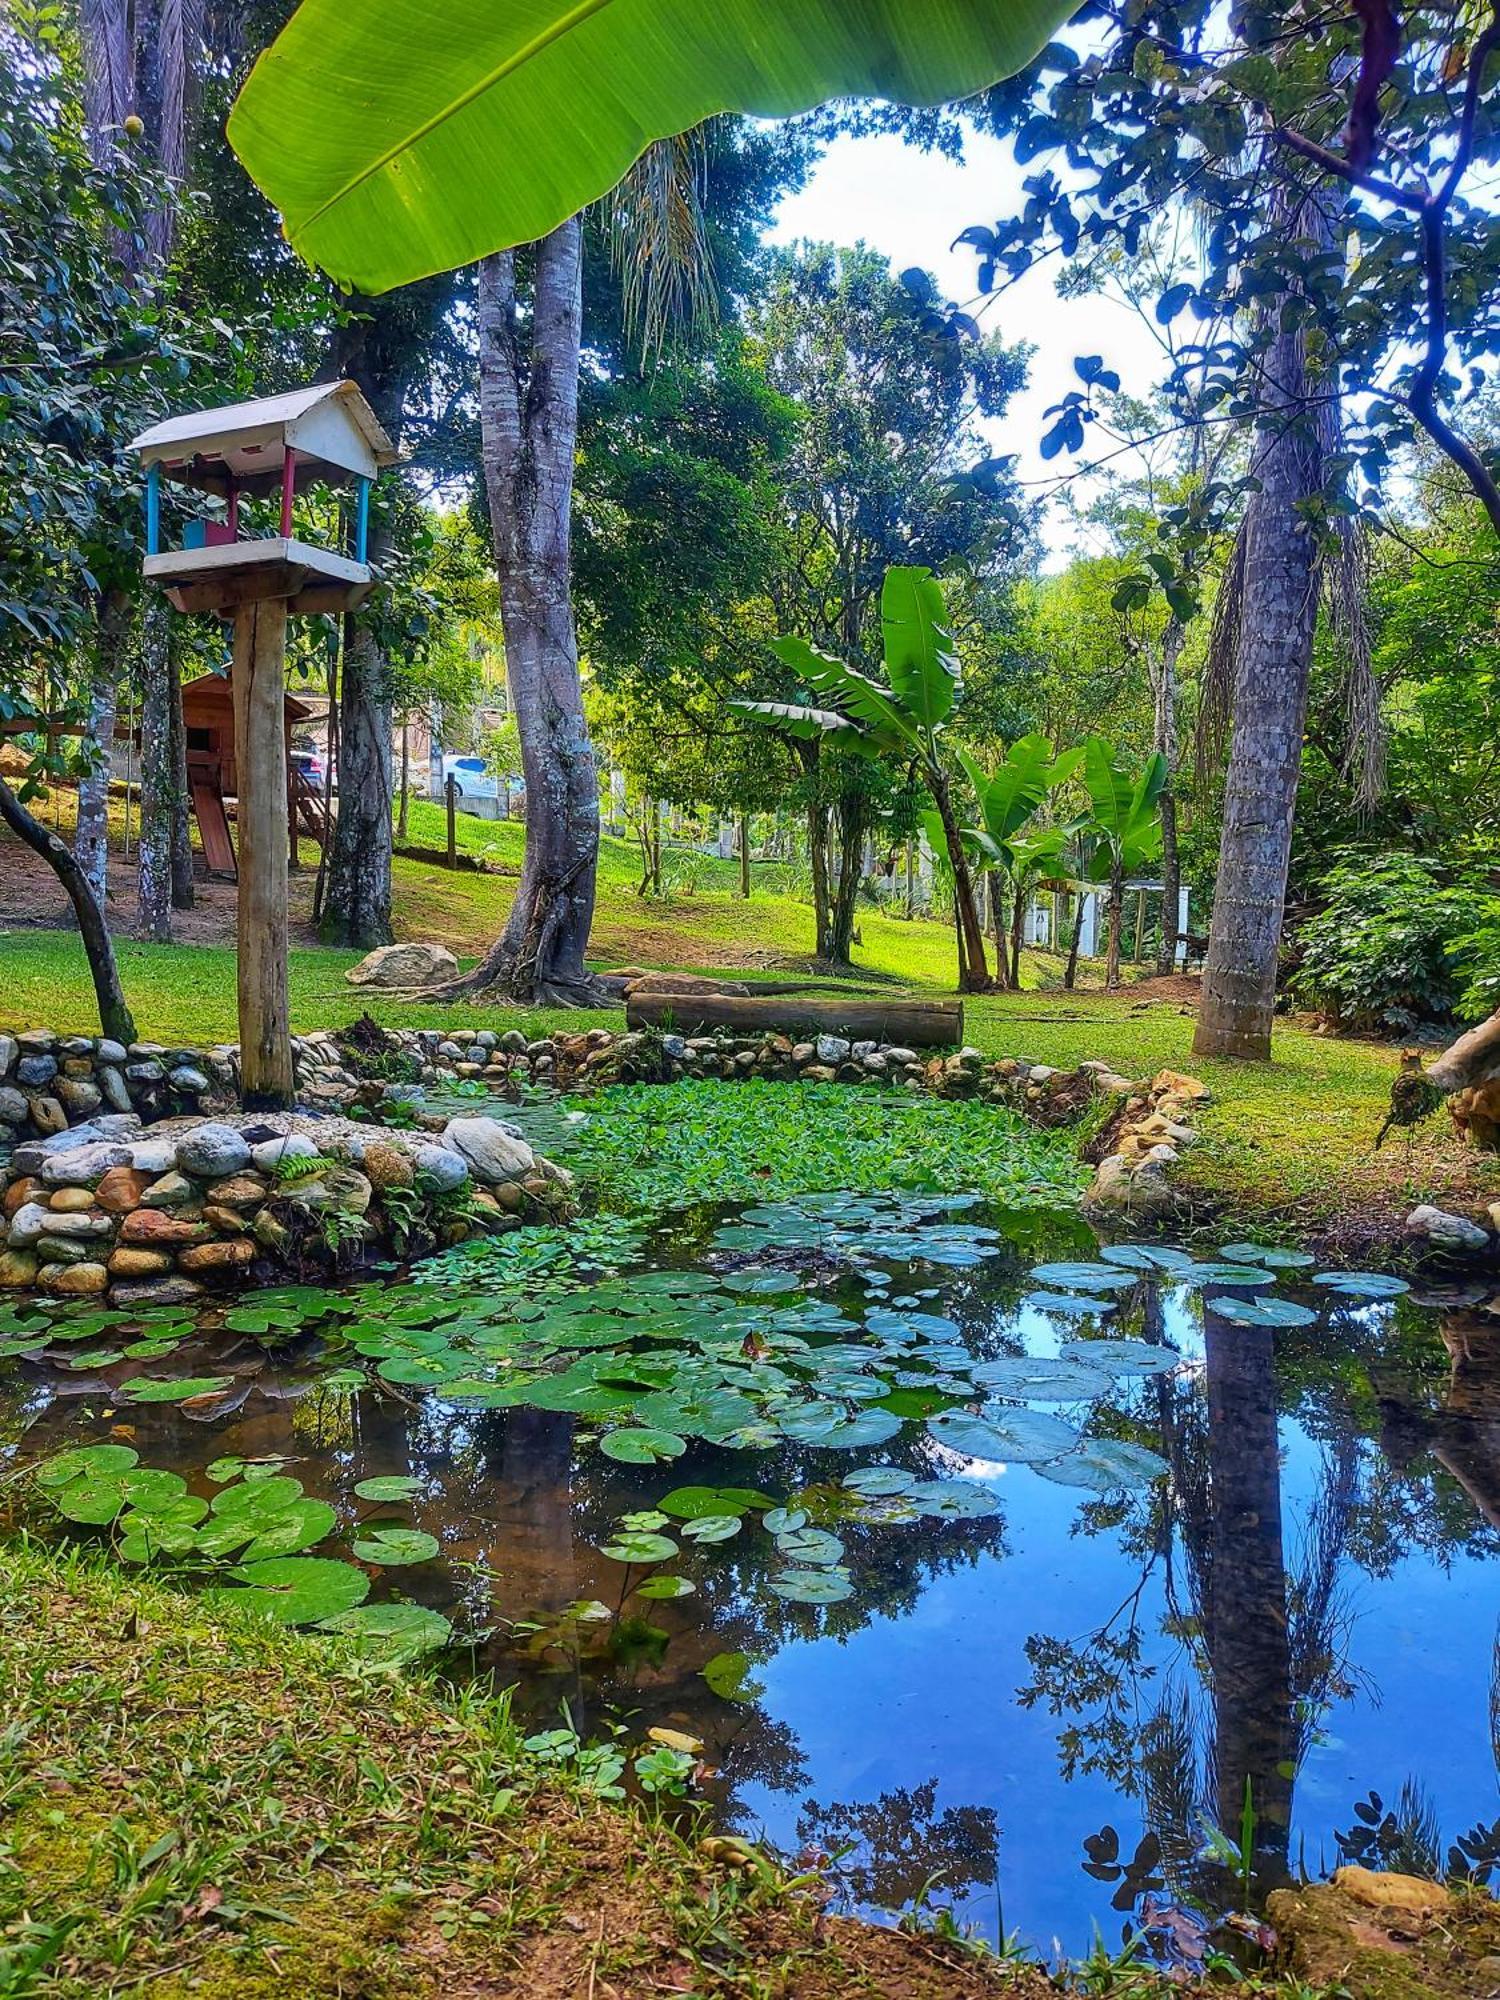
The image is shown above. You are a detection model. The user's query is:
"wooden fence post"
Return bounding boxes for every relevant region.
[232,598,294,1108]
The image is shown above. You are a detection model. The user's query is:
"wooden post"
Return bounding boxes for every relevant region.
[232,598,295,1109]
[1133,887,1147,962]
[446,772,457,867]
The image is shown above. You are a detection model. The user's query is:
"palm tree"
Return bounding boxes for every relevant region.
[735,566,994,991]
[1079,738,1166,990]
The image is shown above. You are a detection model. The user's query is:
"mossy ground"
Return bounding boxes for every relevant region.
[2,789,1496,1243]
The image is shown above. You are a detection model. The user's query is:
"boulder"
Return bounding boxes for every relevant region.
[29,1097,69,1136]
[97,1065,133,1113]
[1331,1867,1450,1916]
[38,1142,134,1189]
[0,1035,15,1078]
[118,1209,212,1247]
[1406,1203,1492,1253]
[36,1238,93,1265]
[109,1275,204,1307]
[250,1134,321,1174]
[205,1174,268,1210]
[174,1123,252,1179]
[363,1144,416,1191]
[127,1138,179,1175]
[47,1187,98,1215]
[168,1064,211,1094]
[140,1172,200,1209]
[107,1247,175,1279]
[178,1238,256,1274]
[38,1261,109,1296]
[345,941,459,989]
[0,1086,27,1126]
[15,1054,57,1088]
[441,1117,535,1185]
[54,1077,102,1119]
[94,1166,154,1214]
[3,1177,43,1218]
[0,1250,39,1288]
[409,1143,470,1193]
[5,1203,57,1247]
[815,1034,851,1064]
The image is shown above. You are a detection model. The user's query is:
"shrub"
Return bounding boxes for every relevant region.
[1288,852,1490,1035]
[1449,900,1500,1024]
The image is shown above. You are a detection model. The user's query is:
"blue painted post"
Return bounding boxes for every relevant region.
[355,477,371,564]
[145,462,161,555]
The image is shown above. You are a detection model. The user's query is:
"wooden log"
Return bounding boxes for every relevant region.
[232,599,295,1108]
[625,991,963,1047]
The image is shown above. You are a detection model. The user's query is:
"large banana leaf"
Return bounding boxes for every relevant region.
[881,567,959,736]
[1081,737,1165,868]
[730,698,866,753]
[960,733,1080,863]
[768,637,917,756]
[228,0,1083,292]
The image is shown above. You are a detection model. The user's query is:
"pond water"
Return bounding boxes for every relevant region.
[4,1176,1499,1965]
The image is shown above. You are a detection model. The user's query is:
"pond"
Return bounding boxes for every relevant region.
[4,1160,1499,1968]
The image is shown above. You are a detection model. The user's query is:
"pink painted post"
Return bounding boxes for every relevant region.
[227,481,239,540]
[279,448,296,538]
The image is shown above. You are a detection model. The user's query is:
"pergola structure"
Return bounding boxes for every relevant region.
[131,382,398,1107]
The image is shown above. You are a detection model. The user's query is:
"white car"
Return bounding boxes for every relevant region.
[439,754,499,802]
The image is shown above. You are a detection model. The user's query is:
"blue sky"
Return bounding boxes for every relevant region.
[770,129,1170,565]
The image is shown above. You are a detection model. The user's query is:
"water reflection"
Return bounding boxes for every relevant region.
[4,1214,1499,1958]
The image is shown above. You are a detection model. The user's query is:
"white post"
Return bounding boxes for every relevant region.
[1079,892,1098,958]
[1175,885,1190,968]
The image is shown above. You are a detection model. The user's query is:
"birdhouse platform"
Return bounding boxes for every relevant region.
[144,537,375,617]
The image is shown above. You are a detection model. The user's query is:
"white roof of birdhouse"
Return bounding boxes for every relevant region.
[129,380,399,495]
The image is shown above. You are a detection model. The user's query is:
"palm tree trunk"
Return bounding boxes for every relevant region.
[1153,619,1185,976]
[322,614,394,946]
[1194,180,1334,1060]
[445,225,602,1006]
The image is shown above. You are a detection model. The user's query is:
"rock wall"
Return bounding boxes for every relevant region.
[0,1111,574,1308]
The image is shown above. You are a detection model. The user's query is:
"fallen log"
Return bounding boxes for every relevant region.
[625,991,963,1048]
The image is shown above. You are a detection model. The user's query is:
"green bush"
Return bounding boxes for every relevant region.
[1449,900,1500,1024]
[1288,852,1490,1034]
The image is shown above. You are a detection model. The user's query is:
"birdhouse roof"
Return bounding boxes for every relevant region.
[129,380,399,494]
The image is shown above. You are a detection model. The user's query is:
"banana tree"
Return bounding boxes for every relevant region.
[1080,737,1166,989]
[957,734,1081,988]
[735,565,994,991]
[228,2,1084,294]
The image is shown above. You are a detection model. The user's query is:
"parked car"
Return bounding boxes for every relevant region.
[290,747,326,792]
[439,754,499,802]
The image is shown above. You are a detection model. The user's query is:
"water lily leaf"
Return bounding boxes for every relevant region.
[1023,1291,1119,1317]
[763,1508,808,1536]
[1218,1242,1315,1270]
[908,1479,1001,1520]
[775,1526,844,1564]
[35,1443,138,1489]
[1187,1263,1276,1289]
[1098,1244,1199,1273]
[352,1526,440,1567]
[1312,1271,1411,1298]
[1030,1263,1139,1291]
[1059,1339,1181,1377]
[1035,1439,1170,1491]
[681,1512,742,1545]
[377,1353,467,1388]
[118,1510,205,1560]
[600,1428,687,1465]
[769,1568,854,1604]
[702,1649,758,1700]
[118,1468,189,1513]
[211,1476,304,1518]
[55,1477,130,1525]
[129,1376,234,1403]
[353,1476,423,1502]
[657,1486,767,1520]
[599,1531,678,1565]
[841,1467,914,1496]
[969,1356,1112,1402]
[229,1556,370,1626]
[1209,1295,1318,1329]
[636,1575,696,1599]
[240,1498,339,1561]
[927,1408,1079,1462]
[318,1601,453,1661]
[723,1270,801,1295]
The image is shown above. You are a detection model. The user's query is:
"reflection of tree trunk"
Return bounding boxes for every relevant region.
[1379,1315,1500,1530]
[1204,1312,1295,1886]
[497,1409,577,1615]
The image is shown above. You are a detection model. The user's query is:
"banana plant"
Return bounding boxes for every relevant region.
[735,565,994,991]
[956,733,1081,988]
[229,1,1084,292]
[1080,737,1166,989]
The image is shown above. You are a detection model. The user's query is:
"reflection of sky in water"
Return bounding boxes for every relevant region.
[7,1220,1500,1961]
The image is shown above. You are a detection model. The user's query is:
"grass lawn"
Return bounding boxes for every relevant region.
[2,796,1495,1241]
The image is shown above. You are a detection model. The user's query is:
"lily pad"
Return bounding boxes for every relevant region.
[318,1601,452,1661]
[1035,1439,1170,1491]
[841,1467,914,1496]
[35,1443,138,1489]
[775,1526,844,1564]
[1059,1339,1181,1377]
[1312,1271,1411,1299]
[658,1486,767,1520]
[240,1498,338,1561]
[1186,1263,1277,1290]
[1030,1262,1140,1292]
[908,1479,1002,1520]
[969,1356,1112,1402]
[702,1649,757,1700]
[1208,1295,1318,1329]
[1218,1242,1316,1271]
[351,1527,440,1567]
[635,1575,696,1599]
[128,1375,234,1403]
[229,1556,370,1626]
[927,1408,1079,1462]
[353,1476,424,1502]
[1023,1291,1118,1318]
[1098,1244,1200,1273]
[769,1568,854,1604]
[598,1531,678,1565]
[600,1428,687,1465]
[763,1507,807,1536]
[681,1513,742,1545]
[55,1477,131,1525]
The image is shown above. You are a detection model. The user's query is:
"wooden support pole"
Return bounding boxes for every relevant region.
[232,597,295,1109]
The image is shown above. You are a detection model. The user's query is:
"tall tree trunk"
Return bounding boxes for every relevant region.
[1153,620,1185,976]
[322,614,394,947]
[167,653,193,909]
[825,786,866,968]
[0,776,136,1042]
[1194,180,1334,1061]
[739,813,751,898]
[1010,880,1026,988]
[397,721,410,840]
[1064,895,1082,990]
[988,873,1009,989]
[136,602,173,942]
[76,588,132,904]
[806,798,832,959]
[443,226,601,1005]
[929,765,991,992]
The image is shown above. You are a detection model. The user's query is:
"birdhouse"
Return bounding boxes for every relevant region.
[129,380,399,616]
